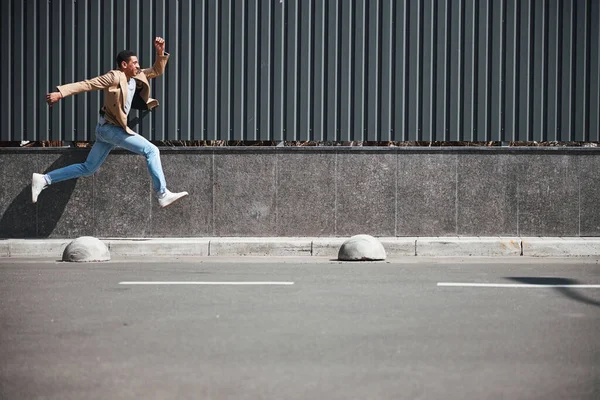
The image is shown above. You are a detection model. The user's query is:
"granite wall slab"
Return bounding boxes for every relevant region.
[36,151,95,238]
[149,150,213,237]
[516,154,580,236]
[397,153,457,236]
[213,150,277,236]
[578,155,600,236]
[336,151,396,236]
[276,149,336,236]
[93,152,152,237]
[0,153,37,238]
[457,154,519,236]
[1,147,599,238]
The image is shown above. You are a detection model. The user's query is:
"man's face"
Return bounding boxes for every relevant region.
[121,56,140,77]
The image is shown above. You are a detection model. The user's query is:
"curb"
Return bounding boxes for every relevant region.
[2,237,600,259]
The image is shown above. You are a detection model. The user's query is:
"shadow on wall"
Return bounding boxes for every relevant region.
[507,277,600,308]
[0,155,80,238]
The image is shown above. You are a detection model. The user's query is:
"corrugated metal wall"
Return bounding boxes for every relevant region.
[1,0,599,142]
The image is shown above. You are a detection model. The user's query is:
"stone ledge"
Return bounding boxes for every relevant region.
[208,238,313,257]
[2,237,600,258]
[106,238,210,257]
[521,237,600,257]
[416,237,522,257]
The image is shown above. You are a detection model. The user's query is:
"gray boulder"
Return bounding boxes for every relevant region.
[62,236,110,262]
[338,234,386,261]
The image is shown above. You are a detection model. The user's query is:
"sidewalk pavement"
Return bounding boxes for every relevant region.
[2,237,600,259]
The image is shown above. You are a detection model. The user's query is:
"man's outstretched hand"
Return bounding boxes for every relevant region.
[46,92,62,107]
[154,37,165,55]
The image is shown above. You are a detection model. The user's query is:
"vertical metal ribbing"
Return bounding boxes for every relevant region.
[206,0,218,140]
[366,0,380,141]
[13,0,24,142]
[249,0,259,140]
[39,0,50,142]
[505,0,518,141]
[352,0,366,141]
[527,0,535,142]
[298,0,312,141]
[115,0,126,51]
[497,0,507,141]
[378,0,396,141]
[165,0,179,140]
[192,0,206,140]
[139,0,153,139]
[547,0,560,141]
[283,2,299,140]
[49,0,63,142]
[0,0,10,141]
[180,0,192,141]
[516,0,528,141]
[422,0,434,142]
[407,0,421,141]
[491,0,504,141]
[339,0,352,140]
[475,0,490,141]
[126,0,137,137]
[285,1,299,140]
[590,0,600,141]
[3,0,599,143]
[74,0,89,141]
[448,0,461,141]
[219,0,232,141]
[259,0,272,141]
[24,0,37,142]
[560,0,573,141]
[153,0,166,140]
[392,0,407,141]
[435,0,449,142]
[273,0,285,141]
[233,0,246,140]
[326,0,340,141]
[462,0,476,141]
[573,0,588,141]
[380,0,393,142]
[63,0,75,142]
[313,0,326,141]
[532,0,546,141]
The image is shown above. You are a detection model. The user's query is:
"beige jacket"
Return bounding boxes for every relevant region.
[57,53,169,135]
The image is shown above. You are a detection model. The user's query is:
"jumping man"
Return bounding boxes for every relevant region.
[33,37,188,208]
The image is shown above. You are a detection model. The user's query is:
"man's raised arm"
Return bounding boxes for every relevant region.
[142,37,170,80]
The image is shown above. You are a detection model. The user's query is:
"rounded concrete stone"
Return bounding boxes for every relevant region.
[62,236,110,262]
[338,234,386,261]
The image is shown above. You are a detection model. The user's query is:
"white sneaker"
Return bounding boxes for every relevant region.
[32,173,48,203]
[158,190,189,208]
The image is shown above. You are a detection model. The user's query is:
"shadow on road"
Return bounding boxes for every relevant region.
[507,277,600,308]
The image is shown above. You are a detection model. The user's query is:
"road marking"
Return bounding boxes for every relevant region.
[438,283,600,288]
[119,281,294,285]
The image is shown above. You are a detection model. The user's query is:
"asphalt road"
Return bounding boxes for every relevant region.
[1,257,599,400]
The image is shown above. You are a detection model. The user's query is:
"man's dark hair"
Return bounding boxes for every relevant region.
[116,50,136,68]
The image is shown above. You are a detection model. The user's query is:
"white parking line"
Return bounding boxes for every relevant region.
[119,281,295,285]
[438,283,600,288]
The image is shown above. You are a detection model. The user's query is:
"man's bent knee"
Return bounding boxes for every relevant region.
[145,144,159,158]
[81,163,99,177]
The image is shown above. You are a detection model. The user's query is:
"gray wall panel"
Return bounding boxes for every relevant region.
[2,0,599,143]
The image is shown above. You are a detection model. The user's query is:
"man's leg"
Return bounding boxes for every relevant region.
[46,141,114,184]
[99,125,187,207]
[32,130,114,203]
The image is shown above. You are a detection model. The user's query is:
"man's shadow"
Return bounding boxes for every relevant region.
[508,277,600,308]
[0,154,83,238]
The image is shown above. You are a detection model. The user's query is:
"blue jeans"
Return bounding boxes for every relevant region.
[47,123,167,195]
